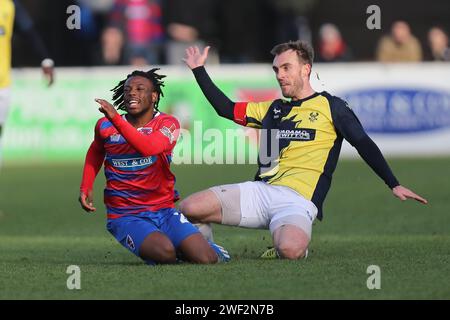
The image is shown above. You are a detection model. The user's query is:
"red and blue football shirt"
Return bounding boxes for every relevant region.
[80,112,180,219]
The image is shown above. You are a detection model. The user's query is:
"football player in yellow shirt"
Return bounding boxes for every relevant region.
[180,42,427,260]
[0,0,54,166]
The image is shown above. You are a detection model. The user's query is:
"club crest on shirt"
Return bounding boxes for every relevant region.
[110,133,121,142]
[138,128,153,135]
[126,235,135,250]
[309,112,319,122]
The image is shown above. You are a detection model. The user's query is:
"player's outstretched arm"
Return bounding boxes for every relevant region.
[332,97,428,205]
[182,46,236,121]
[392,185,428,204]
[95,99,177,157]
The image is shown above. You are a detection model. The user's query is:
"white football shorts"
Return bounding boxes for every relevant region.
[209,181,318,239]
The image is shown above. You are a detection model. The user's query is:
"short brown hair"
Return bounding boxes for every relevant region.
[270,40,314,66]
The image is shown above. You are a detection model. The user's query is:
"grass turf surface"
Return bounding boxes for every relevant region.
[0,158,449,299]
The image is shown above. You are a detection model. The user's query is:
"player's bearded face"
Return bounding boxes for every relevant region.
[123,76,156,116]
[273,50,305,99]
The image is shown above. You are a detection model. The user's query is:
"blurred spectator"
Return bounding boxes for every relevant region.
[270,0,317,45]
[78,0,115,13]
[101,0,164,66]
[68,0,114,65]
[427,26,450,61]
[376,21,422,62]
[74,0,113,40]
[101,26,124,65]
[316,23,353,62]
[163,0,219,65]
[75,0,114,40]
[218,0,274,63]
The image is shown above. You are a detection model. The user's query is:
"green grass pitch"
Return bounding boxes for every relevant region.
[0,158,449,299]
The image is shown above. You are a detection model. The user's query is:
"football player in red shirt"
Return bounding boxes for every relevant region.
[79,68,229,265]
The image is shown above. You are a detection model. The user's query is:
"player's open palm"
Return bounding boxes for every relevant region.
[95,98,118,120]
[393,185,428,204]
[183,46,210,69]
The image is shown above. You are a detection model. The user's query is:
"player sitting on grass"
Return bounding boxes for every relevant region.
[180,42,428,260]
[79,69,230,265]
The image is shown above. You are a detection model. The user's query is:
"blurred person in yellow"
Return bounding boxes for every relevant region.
[0,0,54,167]
[376,20,422,62]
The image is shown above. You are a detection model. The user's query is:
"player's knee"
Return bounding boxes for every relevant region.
[141,242,176,264]
[179,198,202,220]
[191,249,218,264]
[277,243,308,260]
[178,199,191,214]
[157,243,177,263]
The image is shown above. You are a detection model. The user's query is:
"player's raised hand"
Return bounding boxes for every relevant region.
[41,59,55,86]
[182,46,210,69]
[42,66,54,86]
[392,185,428,204]
[95,98,118,120]
[79,190,96,212]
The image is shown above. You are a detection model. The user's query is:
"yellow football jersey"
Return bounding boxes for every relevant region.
[234,91,373,219]
[0,0,15,88]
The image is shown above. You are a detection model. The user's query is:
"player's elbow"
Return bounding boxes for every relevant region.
[351,134,372,148]
[211,102,235,121]
[138,147,163,157]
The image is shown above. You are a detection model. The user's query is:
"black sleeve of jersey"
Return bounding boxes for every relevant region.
[13,0,50,61]
[192,66,235,120]
[331,96,400,189]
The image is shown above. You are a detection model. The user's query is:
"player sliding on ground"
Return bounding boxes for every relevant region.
[79,69,230,265]
[180,41,428,260]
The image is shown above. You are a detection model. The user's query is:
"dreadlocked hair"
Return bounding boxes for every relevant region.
[111,68,166,112]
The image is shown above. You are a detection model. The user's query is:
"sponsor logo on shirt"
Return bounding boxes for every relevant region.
[276,129,316,141]
[110,156,156,169]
